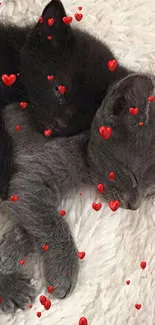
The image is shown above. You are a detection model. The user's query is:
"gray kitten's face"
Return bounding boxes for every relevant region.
[88,73,155,210]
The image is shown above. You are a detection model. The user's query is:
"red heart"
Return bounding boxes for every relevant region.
[2,74,16,86]
[92,202,102,211]
[36,312,41,318]
[39,16,44,24]
[47,18,55,26]
[0,297,2,304]
[28,304,33,308]
[140,261,146,269]
[79,317,88,325]
[109,200,120,211]
[62,16,73,25]
[16,125,21,132]
[42,245,49,251]
[48,286,54,294]
[97,183,105,194]
[11,195,18,202]
[108,60,118,72]
[17,73,20,76]
[99,126,113,140]
[19,259,25,265]
[77,251,86,260]
[129,107,139,115]
[148,96,155,102]
[135,304,141,310]
[44,299,51,310]
[74,13,83,21]
[47,75,54,81]
[44,129,52,137]
[139,121,144,126]
[20,101,27,109]
[40,295,47,305]
[78,6,82,10]
[126,280,130,285]
[59,209,66,216]
[47,36,52,40]
[109,172,115,181]
[58,85,67,94]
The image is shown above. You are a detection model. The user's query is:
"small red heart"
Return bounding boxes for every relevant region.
[28,304,33,308]
[44,129,52,137]
[11,195,18,202]
[78,6,82,10]
[40,295,47,305]
[109,172,115,181]
[74,13,83,21]
[47,18,55,26]
[92,202,102,211]
[97,183,105,194]
[58,85,67,94]
[20,101,27,109]
[108,60,118,72]
[48,286,54,294]
[44,299,51,310]
[17,73,20,76]
[80,192,83,196]
[62,16,73,25]
[42,245,49,251]
[19,259,25,265]
[126,280,130,285]
[36,312,42,318]
[79,317,88,325]
[148,96,155,102]
[0,297,2,304]
[2,74,16,86]
[99,126,113,140]
[59,209,66,216]
[140,261,146,269]
[77,251,86,260]
[129,107,139,115]
[135,304,141,310]
[109,200,120,211]
[47,75,54,81]
[39,16,44,24]
[139,121,144,126]
[47,36,52,40]
[16,125,21,132]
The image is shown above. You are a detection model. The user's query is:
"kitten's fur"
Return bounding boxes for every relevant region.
[0,0,130,199]
[0,73,155,312]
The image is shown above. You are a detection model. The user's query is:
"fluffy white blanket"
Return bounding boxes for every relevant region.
[0,0,155,324]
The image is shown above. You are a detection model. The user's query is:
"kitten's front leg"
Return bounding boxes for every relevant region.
[0,224,36,312]
[1,178,79,299]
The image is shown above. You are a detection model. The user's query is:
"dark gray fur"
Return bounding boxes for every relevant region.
[0,73,155,313]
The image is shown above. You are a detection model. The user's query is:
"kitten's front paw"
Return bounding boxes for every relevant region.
[0,272,36,313]
[44,246,79,299]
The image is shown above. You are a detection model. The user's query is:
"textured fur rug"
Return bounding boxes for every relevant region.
[0,0,155,324]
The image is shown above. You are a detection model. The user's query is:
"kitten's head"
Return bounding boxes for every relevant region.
[20,0,126,136]
[88,73,155,210]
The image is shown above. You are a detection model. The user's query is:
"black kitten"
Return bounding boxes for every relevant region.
[0,73,154,313]
[0,0,130,199]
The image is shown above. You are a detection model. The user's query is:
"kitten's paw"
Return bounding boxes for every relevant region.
[44,247,79,299]
[0,272,36,313]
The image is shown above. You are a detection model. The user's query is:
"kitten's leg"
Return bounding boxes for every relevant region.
[0,225,36,312]
[1,178,79,299]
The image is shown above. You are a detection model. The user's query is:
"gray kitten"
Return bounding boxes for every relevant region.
[0,73,154,313]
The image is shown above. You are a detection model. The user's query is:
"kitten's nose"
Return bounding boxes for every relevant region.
[127,201,140,211]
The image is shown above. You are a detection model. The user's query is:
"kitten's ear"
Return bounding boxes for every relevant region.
[28,0,73,49]
[101,74,154,126]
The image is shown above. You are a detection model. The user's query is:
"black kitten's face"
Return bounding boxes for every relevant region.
[88,74,155,210]
[20,0,127,136]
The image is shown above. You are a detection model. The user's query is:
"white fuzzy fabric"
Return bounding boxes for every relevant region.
[0,0,155,324]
